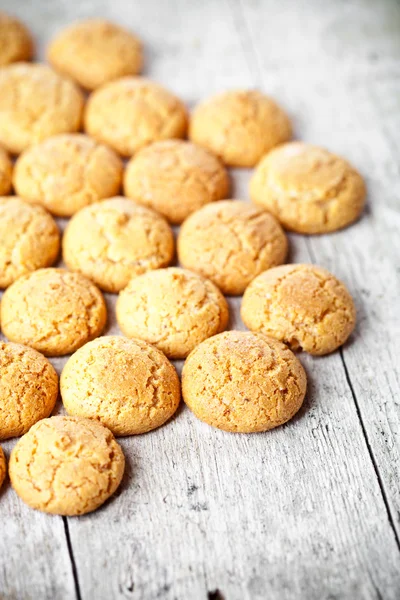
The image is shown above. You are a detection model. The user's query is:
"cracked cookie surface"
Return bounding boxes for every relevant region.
[182,331,306,433]
[0,63,84,154]
[0,197,60,288]
[0,342,58,440]
[60,336,181,435]
[14,134,123,217]
[9,415,125,516]
[63,197,174,293]
[0,445,6,489]
[117,267,229,359]
[0,268,107,356]
[178,200,288,295]
[0,147,12,195]
[0,12,33,66]
[47,18,143,90]
[124,140,230,224]
[241,264,356,355]
[189,89,292,167]
[84,77,188,157]
[250,142,366,233]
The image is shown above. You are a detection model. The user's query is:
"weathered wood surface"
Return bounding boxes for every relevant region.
[1,0,400,598]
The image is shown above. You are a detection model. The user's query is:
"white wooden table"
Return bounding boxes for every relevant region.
[1,0,400,598]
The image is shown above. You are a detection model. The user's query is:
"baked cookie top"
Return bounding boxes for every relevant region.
[0,12,33,66]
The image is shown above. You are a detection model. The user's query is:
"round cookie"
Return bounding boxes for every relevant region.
[9,416,125,516]
[241,264,356,355]
[124,140,230,224]
[0,63,84,155]
[48,18,143,90]
[189,89,292,167]
[63,197,174,293]
[178,200,288,295]
[84,77,188,157]
[182,331,307,433]
[13,134,123,217]
[0,445,6,489]
[117,268,229,359]
[0,12,33,66]
[0,146,12,195]
[0,342,58,440]
[250,142,366,234]
[0,197,60,288]
[1,268,107,356]
[60,336,181,436]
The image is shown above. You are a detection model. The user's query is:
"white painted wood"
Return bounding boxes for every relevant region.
[0,0,399,598]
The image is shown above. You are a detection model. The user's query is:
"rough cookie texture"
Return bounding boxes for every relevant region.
[0,342,58,440]
[13,134,123,217]
[1,268,107,356]
[0,12,33,66]
[241,264,356,355]
[63,197,174,293]
[178,200,288,295]
[60,336,181,435]
[0,197,60,288]
[182,331,306,433]
[124,140,230,224]
[84,77,188,157]
[48,18,143,90]
[0,445,6,489]
[0,146,12,195]
[116,267,229,359]
[0,63,84,155]
[9,416,125,516]
[250,142,366,233]
[189,90,292,167]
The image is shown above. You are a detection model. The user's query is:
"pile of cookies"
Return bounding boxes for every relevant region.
[0,14,365,516]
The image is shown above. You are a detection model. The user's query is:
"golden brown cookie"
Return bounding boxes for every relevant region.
[124,140,230,224]
[0,445,6,489]
[47,18,143,90]
[0,63,84,155]
[13,134,123,217]
[0,146,12,195]
[189,90,292,167]
[178,200,288,295]
[182,331,306,433]
[116,267,229,359]
[1,268,107,356]
[0,12,33,66]
[63,197,174,293]
[60,336,181,435]
[9,416,125,515]
[241,264,356,355]
[0,342,58,440]
[250,142,366,233]
[0,197,60,288]
[84,77,188,157]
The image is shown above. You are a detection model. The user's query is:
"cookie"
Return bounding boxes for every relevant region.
[182,331,306,433]
[0,342,58,440]
[189,90,292,167]
[0,63,84,155]
[0,197,60,288]
[84,77,188,157]
[241,264,356,355]
[250,142,366,233]
[0,12,33,66]
[1,268,106,356]
[116,267,229,359]
[0,146,12,195]
[13,134,123,217]
[9,416,125,516]
[0,445,6,489]
[63,197,174,293]
[178,200,288,295]
[124,140,230,224]
[60,336,181,435]
[47,18,143,90]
